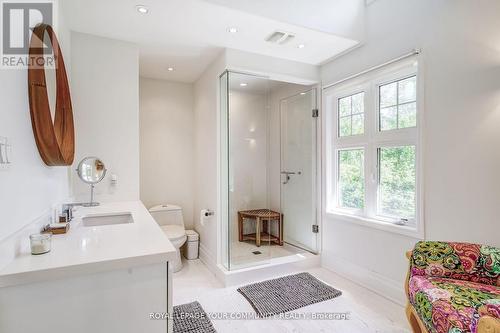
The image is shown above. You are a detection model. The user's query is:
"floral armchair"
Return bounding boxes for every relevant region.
[405,241,500,333]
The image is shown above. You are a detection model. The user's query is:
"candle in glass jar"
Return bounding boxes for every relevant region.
[30,233,51,255]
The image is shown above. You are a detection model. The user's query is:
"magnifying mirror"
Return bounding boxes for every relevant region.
[76,157,107,206]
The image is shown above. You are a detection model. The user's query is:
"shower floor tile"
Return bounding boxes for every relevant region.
[229,241,307,269]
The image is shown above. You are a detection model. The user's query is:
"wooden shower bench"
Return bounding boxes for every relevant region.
[238,209,283,247]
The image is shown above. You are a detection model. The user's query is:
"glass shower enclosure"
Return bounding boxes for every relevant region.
[220,71,318,271]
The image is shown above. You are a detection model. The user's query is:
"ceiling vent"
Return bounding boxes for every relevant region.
[265,31,295,45]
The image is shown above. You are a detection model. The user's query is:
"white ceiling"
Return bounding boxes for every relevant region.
[62,0,363,83]
[203,0,365,39]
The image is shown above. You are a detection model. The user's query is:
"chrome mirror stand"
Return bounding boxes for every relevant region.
[82,184,100,207]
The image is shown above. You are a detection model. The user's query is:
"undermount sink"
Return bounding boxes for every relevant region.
[82,212,134,227]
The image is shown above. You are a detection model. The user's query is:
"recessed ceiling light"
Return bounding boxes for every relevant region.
[300,92,306,95]
[167,67,174,71]
[228,27,238,33]
[240,83,247,87]
[297,44,306,49]
[136,5,149,14]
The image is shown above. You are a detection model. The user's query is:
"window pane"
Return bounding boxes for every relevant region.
[398,76,416,103]
[338,149,365,209]
[352,114,364,135]
[378,146,416,219]
[351,92,364,115]
[339,96,351,117]
[379,76,417,131]
[398,102,417,128]
[380,82,397,108]
[339,116,351,137]
[338,92,364,137]
[380,106,397,131]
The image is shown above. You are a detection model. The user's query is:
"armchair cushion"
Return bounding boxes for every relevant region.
[411,241,500,286]
[409,275,500,333]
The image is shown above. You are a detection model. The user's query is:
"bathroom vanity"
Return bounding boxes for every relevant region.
[0,201,176,333]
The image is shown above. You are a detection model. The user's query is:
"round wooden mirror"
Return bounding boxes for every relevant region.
[28,23,74,166]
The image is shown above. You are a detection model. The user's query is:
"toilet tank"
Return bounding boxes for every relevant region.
[149,204,184,227]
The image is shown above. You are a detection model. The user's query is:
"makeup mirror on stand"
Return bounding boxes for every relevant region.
[76,157,107,207]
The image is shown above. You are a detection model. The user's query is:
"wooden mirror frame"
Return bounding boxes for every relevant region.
[28,23,75,166]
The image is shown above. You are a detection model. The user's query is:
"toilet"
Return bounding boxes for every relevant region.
[149,204,187,272]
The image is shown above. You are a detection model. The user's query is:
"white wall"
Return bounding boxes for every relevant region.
[139,78,195,228]
[0,74,69,242]
[320,0,500,305]
[193,53,227,264]
[70,32,140,203]
[0,0,70,243]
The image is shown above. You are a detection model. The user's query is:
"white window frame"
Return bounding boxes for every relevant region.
[324,58,424,239]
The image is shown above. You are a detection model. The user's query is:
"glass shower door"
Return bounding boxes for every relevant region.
[280,89,318,253]
[225,71,273,270]
[220,71,230,270]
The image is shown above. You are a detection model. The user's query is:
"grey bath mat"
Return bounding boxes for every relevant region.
[237,272,342,317]
[173,301,216,333]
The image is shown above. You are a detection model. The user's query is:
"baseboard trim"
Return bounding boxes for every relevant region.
[322,255,406,306]
[198,243,225,283]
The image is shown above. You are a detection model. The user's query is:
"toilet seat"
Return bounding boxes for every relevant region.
[160,225,186,241]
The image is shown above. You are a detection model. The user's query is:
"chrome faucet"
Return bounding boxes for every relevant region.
[61,203,86,222]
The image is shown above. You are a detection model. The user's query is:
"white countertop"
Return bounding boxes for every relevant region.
[0,201,177,287]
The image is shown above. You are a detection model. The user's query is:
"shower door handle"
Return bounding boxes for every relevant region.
[281,171,302,175]
[281,171,302,184]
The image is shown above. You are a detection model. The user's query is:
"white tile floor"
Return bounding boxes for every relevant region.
[173,259,411,333]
